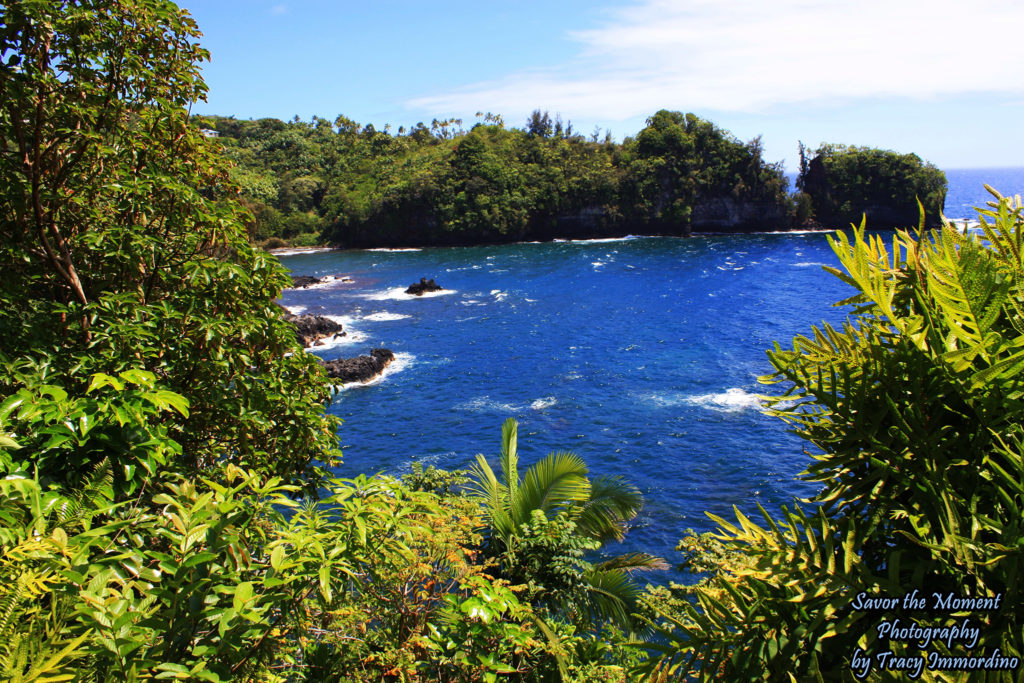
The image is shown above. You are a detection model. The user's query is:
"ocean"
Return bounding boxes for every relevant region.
[277,168,1024,578]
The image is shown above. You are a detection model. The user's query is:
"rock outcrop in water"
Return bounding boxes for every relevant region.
[405,278,443,295]
[290,275,322,288]
[288,275,353,289]
[321,348,395,383]
[282,311,344,347]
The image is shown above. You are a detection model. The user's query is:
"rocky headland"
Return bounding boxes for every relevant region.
[321,348,395,384]
[281,309,345,347]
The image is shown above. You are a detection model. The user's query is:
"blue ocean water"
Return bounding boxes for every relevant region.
[277,167,1024,578]
[943,167,1024,221]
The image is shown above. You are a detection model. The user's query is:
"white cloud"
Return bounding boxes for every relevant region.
[407,0,1024,121]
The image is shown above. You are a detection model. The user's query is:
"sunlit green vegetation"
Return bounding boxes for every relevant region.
[196,109,793,248]
[796,142,947,229]
[0,3,650,679]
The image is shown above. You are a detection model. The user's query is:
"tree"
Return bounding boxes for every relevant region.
[643,192,1024,680]
[470,418,666,630]
[0,0,340,489]
[526,110,554,138]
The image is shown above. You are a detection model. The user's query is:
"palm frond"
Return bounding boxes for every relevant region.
[499,417,519,506]
[514,451,590,526]
[576,475,643,543]
[468,454,515,543]
[596,552,669,573]
[581,567,642,629]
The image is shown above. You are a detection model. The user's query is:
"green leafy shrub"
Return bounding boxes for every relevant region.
[0,0,340,488]
[470,419,666,633]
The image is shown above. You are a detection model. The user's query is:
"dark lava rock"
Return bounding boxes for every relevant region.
[321,348,395,383]
[283,312,344,347]
[405,278,443,295]
[290,275,322,288]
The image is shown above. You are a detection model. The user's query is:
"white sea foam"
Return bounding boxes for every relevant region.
[568,236,638,244]
[490,289,508,302]
[324,314,357,327]
[457,396,520,413]
[684,388,765,412]
[270,247,336,256]
[530,397,557,410]
[282,304,306,315]
[794,261,828,268]
[360,287,456,301]
[305,326,367,352]
[365,247,422,252]
[645,388,765,412]
[362,311,412,322]
[592,261,605,268]
[286,275,353,291]
[456,395,558,413]
[333,352,414,391]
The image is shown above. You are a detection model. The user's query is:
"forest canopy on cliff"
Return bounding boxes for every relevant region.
[198,110,947,249]
[196,109,795,247]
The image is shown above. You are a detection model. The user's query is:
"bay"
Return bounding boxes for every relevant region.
[277,167,1024,577]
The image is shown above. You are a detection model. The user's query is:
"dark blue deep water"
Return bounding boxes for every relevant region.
[277,168,1024,578]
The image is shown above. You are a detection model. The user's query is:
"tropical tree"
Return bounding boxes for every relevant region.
[470,418,666,630]
[0,0,339,488]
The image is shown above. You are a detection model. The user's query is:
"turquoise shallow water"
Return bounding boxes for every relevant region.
[277,168,1024,578]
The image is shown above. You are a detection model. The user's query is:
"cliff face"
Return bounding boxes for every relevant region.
[330,197,796,248]
[690,197,790,233]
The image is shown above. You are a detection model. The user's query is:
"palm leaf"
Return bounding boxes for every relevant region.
[514,451,590,526]
[596,552,669,573]
[468,454,515,544]
[581,567,641,628]
[577,475,643,543]
[499,417,519,507]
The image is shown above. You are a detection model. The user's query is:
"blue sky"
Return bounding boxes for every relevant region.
[186,0,1024,172]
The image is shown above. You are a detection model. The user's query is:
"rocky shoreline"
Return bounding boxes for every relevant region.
[321,348,395,384]
[279,304,397,385]
[280,310,345,347]
[280,274,441,386]
[287,274,353,289]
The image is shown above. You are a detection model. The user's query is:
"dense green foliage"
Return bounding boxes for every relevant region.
[196,109,793,247]
[644,194,1024,680]
[0,0,340,489]
[0,2,650,680]
[469,419,666,632]
[797,143,947,229]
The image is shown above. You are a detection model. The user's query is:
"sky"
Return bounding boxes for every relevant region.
[185,0,1024,172]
